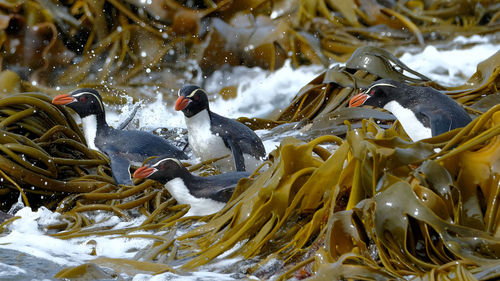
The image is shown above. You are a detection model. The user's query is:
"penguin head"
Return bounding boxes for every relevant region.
[133,157,189,184]
[349,79,400,108]
[175,85,209,117]
[52,88,105,118]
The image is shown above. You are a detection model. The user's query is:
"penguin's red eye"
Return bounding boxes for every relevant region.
[80,96,87,102]
[369,90,375,96]
[193,95,199,101]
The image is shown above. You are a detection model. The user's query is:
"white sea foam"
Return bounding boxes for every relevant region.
[108,61,323,131]
[0,207,154,266]
[205,61,323,118]
[0,262,26,276]
[132,271,240,281]
[0,207,92,266]
[399,35,499,86]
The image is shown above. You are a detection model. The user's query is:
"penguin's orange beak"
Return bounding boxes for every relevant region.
[349,92,370,107]
[52,94,77,105]
[133,166,156,179]
[175,96,191,111]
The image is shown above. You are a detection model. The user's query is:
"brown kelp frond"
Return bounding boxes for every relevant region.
[52,105,500,279]
[267,46,500,135]
[0,92,112,210]
[1,39,500,279]
[1,0,499,87]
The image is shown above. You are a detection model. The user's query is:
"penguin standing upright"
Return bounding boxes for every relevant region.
[349,79,472,141]
[174,85,266,172]
[133,157,249,216]
[52,88,188,185]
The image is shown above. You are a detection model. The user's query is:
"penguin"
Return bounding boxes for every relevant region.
[174,85,266,172]
[52,88,188,185]
[349,79,472,141]
[132,157,249,216]
[0,210,13,224]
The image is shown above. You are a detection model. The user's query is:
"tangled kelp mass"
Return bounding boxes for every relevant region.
[2,0,500,280]
[1,48,500,280]
[1,0,500,88]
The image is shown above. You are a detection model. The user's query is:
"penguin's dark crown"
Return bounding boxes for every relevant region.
[53,88,105,118]
[363,81,397,96]
[150,157,184,171]
[175,85,209,117]
[349,80,400,108]
[133,157,189,184]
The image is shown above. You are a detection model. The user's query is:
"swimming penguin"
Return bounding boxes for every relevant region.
[174,85,266,172]
[349,79,472,141]
[133,157,249,216]
[52,88,188,185]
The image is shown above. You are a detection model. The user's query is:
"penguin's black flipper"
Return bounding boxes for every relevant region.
[213,185,237,203]
[116,102,140,130]
[108,153,133,186]
[425,110,453,137]
[224,136,246,172]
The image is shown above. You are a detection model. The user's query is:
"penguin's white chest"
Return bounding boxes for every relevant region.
[185,110,230,161]
[383,101,432,141]
[80,115,99,151]
[185,110,262,171]
[165,178,225,216]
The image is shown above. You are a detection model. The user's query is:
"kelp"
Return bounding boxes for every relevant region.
[34,101,500,280]
[249,46,500,143]
[1,41,500,279]
[1,0,499,89]
[0,90,117,210]
[0,0,500,280]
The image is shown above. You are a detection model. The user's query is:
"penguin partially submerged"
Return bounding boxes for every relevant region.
[133,157,249,216]
[175,85,266,172]
[349,79,472,141]
[52,88,188,185]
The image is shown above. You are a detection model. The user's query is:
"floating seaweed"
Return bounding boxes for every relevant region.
[1,45,500,280]
[1,0,499,88]
[1,0,500,280]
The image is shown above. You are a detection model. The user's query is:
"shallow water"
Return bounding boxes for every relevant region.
[0,249,63,281]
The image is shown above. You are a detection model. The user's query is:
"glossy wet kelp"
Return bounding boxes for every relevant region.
[1,0,500,279]
[253,46,500,142]
[2,47,500,280]
[45,103,500,280]
[1,0,499,90]
[0,91,110,209]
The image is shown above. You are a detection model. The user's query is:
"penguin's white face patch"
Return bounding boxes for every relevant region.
[383,101,432,141]
[165,178,225,216]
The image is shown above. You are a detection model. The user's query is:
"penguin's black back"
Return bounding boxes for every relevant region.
[188,171,250,202]
[365,79,472,136]
[96,126,188,162]
[209,112,266,159]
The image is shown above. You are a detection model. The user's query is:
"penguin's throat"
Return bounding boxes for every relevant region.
[186,109,227,158]
[383,101,432,141]
[80,115,100,150]
[185,109,211,130]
